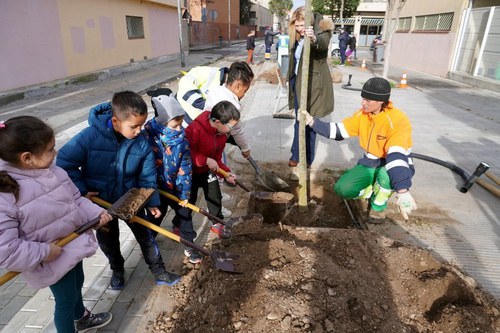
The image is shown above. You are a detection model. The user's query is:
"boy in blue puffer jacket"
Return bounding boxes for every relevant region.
[57,91,181,290]
[143,90,202,264]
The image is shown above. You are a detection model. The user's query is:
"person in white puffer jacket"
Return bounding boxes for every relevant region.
[0,116,113,333]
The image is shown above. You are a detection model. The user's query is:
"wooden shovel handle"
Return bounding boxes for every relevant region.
[90,197,211,256]
[158,190,225,225]
[0,220,98,287]
[217,168,251,192]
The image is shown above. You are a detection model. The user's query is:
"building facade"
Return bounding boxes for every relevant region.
[0,0,181,92]
[391,0,500,90]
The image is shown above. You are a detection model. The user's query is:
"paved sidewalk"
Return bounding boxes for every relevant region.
[0,46,499,332]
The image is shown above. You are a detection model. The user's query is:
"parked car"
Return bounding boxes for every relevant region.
[330,40,340,58]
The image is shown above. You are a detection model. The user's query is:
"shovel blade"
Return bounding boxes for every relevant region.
[225,214,264,235]
[210,250,242,274]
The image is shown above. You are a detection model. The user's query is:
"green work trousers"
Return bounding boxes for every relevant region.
[334,164,393,212]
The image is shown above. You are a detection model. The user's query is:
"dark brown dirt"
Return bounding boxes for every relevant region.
[115,188,154,218]
[146,162,500,332]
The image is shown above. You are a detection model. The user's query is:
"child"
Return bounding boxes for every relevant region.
[143,91,202,264]
[184,101,239,238]
[56,91,181,290]
[0,116,113,333]
[302,77,417,222]
[246,30,255,64]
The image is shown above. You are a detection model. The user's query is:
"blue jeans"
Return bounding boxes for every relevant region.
[49,261,86,333]
[289,75,317,165]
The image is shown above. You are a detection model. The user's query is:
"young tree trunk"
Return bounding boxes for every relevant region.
[298,0,313,211]
[382,0,406,79]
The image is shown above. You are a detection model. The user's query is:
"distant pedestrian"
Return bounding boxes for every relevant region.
[301,77,417,222]
[246,30,255,64]
[264,27,280,60]
[349,33,357,59]
[338,27,350,65]
[0,116,113,333]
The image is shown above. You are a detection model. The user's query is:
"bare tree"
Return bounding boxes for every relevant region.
[382,0,407,79]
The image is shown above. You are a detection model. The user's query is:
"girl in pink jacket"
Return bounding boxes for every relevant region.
[0,116,113,333]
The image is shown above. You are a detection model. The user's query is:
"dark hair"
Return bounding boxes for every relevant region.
[226,61,254,86]
[210,101,240,124]
[111,91,148,120]
[0,116,54,200]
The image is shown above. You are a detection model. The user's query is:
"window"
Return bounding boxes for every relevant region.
[414,12,453,32]
[397,17,412,32]
[126,16,144,39]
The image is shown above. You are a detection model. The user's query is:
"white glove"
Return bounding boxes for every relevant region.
[396,191,417,220]
[300,110,314,126]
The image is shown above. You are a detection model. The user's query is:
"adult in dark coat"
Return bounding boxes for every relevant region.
[338,27,350,65]
[287,6,334,167]
[264,27,280,60]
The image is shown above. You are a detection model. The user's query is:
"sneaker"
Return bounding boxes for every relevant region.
[75,310,112,332]
[221,206,232,218]
[110,269,124,290]
[221,192,231,202]
[210,223,232,239]
[155,272,181,286]
[184,248,203,264]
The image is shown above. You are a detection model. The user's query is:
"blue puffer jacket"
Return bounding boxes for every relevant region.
[56,102,160,207]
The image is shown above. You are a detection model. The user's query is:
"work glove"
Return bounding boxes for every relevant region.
[300,110,314,126]
[396,191,417,220]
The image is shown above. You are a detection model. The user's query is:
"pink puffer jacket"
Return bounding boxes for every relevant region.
[0,160,103,289]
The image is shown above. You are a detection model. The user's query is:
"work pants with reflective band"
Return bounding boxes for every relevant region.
[334,164,393,212]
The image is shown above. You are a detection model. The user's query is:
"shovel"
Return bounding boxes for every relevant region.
[247,156,290,192]
[218,168,294,201]
[0,188,153,287]
[158,190,263,236]
[91,197,242,274]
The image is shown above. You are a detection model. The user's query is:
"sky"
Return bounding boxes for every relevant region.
[293,0,305,10]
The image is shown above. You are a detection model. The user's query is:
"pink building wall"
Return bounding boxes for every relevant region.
[148,8,179,58]
[0,0,180,92]
[390,32,457,77]
[0,0,67,91]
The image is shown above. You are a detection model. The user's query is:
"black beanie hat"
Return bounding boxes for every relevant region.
[361,77,391,102]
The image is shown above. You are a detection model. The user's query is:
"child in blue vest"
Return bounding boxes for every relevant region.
[143,91,202,264]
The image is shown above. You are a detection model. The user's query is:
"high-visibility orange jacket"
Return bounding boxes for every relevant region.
[312,102,415,191]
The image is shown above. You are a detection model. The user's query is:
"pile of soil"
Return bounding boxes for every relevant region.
[148,164,500,333]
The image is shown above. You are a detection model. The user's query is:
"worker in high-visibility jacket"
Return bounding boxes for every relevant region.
[176,62,254,158]
[302,77,417,222]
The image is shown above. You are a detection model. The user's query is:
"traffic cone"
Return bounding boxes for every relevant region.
[361,59,367,70]
[399,72,408,88]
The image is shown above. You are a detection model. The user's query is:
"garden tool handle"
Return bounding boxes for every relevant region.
[89,197,211,257]
[247,156,263,175]
[217,168,251,192]
[0,216,101,287]
[130,215,210,257]
[158,190,225,225]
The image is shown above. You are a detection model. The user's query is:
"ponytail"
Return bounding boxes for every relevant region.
[0,171,19,201]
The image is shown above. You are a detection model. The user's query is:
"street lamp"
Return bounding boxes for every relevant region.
[177,0,185,67]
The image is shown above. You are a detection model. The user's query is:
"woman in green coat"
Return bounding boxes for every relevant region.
[287,6,334,167]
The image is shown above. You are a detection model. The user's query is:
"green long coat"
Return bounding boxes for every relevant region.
[288,13,334,118]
